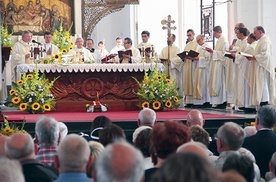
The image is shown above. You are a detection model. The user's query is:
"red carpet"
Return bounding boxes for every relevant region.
[1,110,243,123]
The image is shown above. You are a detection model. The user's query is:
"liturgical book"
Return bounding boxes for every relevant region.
[118,50,132,59]
[101,53,118,63]
[177,50,199,60]
[239,52,253,57]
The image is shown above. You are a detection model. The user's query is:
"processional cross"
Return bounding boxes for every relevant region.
[161,15,176,77]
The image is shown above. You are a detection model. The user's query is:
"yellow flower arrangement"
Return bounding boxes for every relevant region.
[9,69,58,114]
[0,117,27,136]
[1,26,13,47]
[52,23,74,53]
[134,67,181,111]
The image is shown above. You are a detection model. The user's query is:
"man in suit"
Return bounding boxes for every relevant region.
[5,133,58,182]
[243,105,276,178]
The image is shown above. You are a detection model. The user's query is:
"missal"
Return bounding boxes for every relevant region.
[177,50,199,60]
[118,50,132,59]
[224,51,235,59]
[239,52,253,57]
[101,53,118,63]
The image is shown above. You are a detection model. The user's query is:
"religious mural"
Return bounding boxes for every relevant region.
[0,0,74,35]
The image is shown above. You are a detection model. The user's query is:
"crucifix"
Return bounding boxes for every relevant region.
[161,15,176,77]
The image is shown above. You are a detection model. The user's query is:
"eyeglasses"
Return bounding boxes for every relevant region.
[187,34,193,37]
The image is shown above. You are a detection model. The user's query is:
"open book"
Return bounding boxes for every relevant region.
[224,51,235,59]
[101,53,118,63]
[239,52,253,57]
[177,50,199,60]
[118,50,132,59]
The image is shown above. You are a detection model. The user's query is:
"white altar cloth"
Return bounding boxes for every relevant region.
[16,63,165,73]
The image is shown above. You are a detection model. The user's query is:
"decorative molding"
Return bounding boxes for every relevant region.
[82,0,139,39]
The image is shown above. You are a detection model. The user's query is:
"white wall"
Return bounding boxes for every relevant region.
[234,0,276,65]
[90,6,132,52]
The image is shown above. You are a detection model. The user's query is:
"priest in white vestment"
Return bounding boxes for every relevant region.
[231,28,249,108]
[137,31,156,63]
[205,26,229,108]
[246,26,276,106]
[42,32,59,58]
[67,37,95,62]
[239,33,258,111]
[159,34,183,106]
[193,35,211,107]
[118,37,141,63]
[11,30,33,82]
[182,29,200,107]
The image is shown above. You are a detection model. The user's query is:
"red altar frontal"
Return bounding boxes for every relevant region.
[17,63,164,112]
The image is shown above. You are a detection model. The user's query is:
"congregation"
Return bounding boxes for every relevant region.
[1,106,276,181]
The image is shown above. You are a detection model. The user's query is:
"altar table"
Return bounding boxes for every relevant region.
[17,63,164,112]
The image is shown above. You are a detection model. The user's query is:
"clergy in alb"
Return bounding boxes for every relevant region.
[43,31,59,58]
[182,29,199,107]
[11,30,33,82]
[247,26,276,106]
[67,37,95,62]
[159,34,183,106]
[119,37,141,63]
[206,26,229,108]
[193,35,211,107]
[137,30,156,63]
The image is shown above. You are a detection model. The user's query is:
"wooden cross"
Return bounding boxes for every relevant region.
[161,15,176,77]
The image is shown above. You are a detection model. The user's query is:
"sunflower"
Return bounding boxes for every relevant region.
[43,104,51,111]
[31,102,41,111]
[165,100,172,108]
[17,80,24,85]
[26,74,34,79]
[70,41,74,46]
[173,96,179,103]
[61,49,67,53]
[152,101,161,110]
[9,89,16,95]
[141,101,150,108]
[157,75,162,80]
[53,53,60,59]
[166,78,171,83]
[19,103,27,111]
[12,96,21,104]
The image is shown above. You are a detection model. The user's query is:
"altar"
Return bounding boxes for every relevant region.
[17,63,164,112]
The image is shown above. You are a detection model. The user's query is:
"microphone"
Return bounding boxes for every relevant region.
[32,40,42,45]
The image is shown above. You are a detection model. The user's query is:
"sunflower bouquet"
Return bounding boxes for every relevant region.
[52,23,74,53]
[9,69,58,114]
[134,67,181,111]
[0,117,27,136]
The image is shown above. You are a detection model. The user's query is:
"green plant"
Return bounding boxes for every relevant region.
[1,26,13,47]
[133,66,181,111]
[52,23,74,53]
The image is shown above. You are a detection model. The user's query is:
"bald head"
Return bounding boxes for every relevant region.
[5,133,34,160]
[96,141,144,182]
[57,134,90,172]
[186,109,204,127]
[0,136,9,156]
[177,142,209,159]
